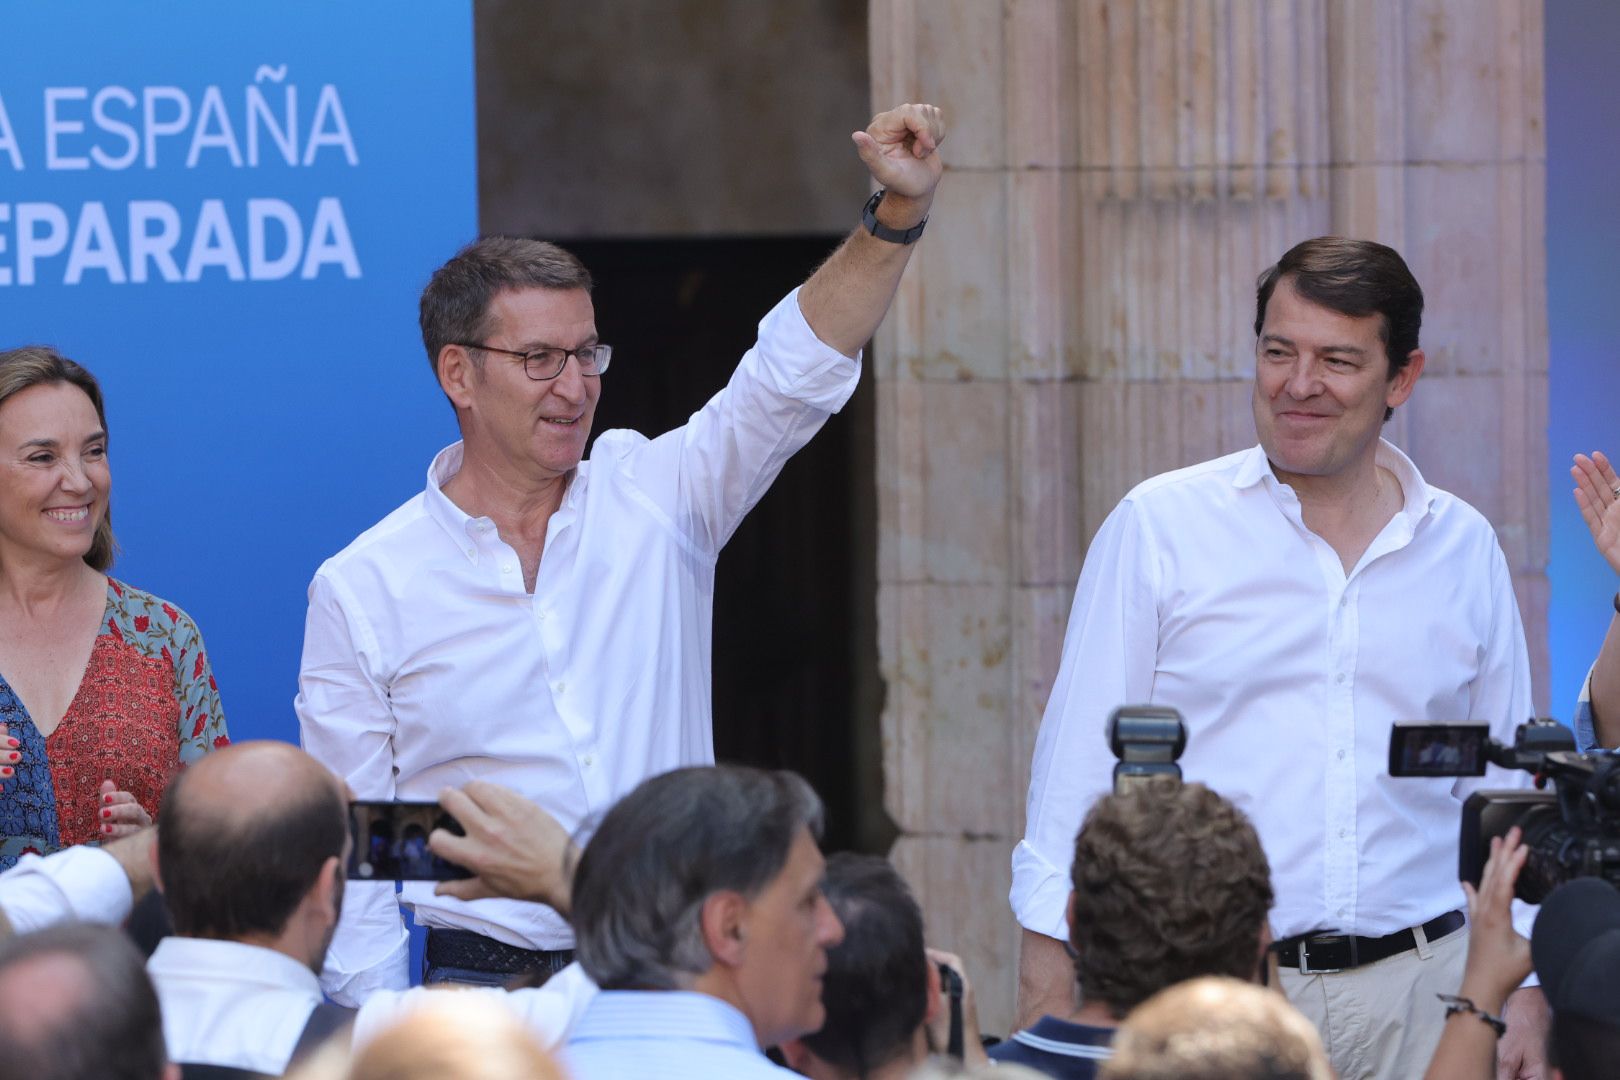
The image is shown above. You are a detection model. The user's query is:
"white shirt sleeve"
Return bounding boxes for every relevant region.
[1454,540,1539,972]
[1011,499,1163,938]
[352,962,599,1051]
[619,286,861,557]
[0,846,133,933]
[295,571,410,1004]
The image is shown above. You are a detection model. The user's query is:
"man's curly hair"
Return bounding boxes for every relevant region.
[1070,778,1272,1017]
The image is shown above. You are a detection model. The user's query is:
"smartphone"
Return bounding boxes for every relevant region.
[347,800,473,881]
[1386,723,1490,778]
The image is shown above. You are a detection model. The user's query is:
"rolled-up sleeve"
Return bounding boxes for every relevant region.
[625,287,862,557]
[0,846,132,934]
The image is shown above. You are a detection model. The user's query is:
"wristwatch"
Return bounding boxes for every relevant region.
[862,190,927,245]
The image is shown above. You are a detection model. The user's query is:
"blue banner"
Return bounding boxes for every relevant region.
[0,2,477,743]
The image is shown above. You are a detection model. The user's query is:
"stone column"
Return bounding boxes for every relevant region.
[870,0,1546,1032]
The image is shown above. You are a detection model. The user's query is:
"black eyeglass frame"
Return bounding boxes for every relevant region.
[451,341,613,381]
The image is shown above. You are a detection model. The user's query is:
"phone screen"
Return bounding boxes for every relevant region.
[347,800,473,881]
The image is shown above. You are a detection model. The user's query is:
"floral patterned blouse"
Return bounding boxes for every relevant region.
[0,578,228,869]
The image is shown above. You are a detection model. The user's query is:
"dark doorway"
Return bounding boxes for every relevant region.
[566,237,889,854]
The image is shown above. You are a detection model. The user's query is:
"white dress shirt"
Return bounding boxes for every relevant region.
[1012,441,1535,943]
[354,963,598,1054]
[0,845,132,933]
[149,937,325,1075]
[297,288,860,1005]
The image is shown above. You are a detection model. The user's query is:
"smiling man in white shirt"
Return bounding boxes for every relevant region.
[296,102,945,1002]
[1012,237,1544,1080]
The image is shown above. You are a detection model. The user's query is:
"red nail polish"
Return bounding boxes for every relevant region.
[6,753,17,762]
[103,794,113,804]
[102,808,112,818]
[102,824,111,833]
[4,738,16,748]
[0,768,11,778]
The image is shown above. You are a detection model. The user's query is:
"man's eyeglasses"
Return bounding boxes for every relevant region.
[453,341,613,381]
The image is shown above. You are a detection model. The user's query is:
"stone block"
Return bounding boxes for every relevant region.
[1403,0,1511,162]
[1403,164,1512,378]
[915,0,1006,168]
[911,170,1009,381]
[1009,170,1084,382]
[1326,0,1407,165]
[875,377,926,584]
[880,583,1017,837]
[1329,164,1408,247]
[1402,373,1505,524]
[890,834,1023,1036]
[919,382,1013,585]
[1006,0,1080,168]
[1013,380,1083,587]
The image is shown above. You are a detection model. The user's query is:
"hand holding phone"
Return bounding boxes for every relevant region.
[347,801,472,881]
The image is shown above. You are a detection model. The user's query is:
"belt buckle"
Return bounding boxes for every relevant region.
[1298,935,1357,975]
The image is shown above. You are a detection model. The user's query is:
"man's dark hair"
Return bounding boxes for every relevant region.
[1547,1011,1620,1080]
[1254,236,1424,420]
[419,236,593,379]
[0,922,166,1080]
[1071,778,1273,1018]
[158,761,347,939]
[800,853,928,1076]
[572,765,824,990]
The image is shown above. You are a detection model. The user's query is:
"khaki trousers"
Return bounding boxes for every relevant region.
[1277,921,1468,1080]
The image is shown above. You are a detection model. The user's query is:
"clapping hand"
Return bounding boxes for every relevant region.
[98,778,152,840]
[1572,452,1620,577]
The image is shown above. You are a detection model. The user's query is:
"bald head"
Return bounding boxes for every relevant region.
[180,740,344,823]
[159,740,348,942]
[0,923,167,1080]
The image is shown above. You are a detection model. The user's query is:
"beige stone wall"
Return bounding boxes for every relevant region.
[872,0,1547,1033]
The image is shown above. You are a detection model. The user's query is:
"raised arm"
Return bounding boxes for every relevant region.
[796,103,945,358]
[1571,452,1620,748]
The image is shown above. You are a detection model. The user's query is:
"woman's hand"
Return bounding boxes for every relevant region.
[1571,452,1620,576]
[99,778,152,840]
[0,723,17,793]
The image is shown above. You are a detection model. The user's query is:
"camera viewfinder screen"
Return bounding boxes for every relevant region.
[1388,724,1489,777]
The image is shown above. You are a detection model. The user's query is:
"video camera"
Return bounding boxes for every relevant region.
[1389,720,1620,903]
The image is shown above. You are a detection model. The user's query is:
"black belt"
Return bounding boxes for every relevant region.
[424,928,574,977]
[1273,910,1465,975]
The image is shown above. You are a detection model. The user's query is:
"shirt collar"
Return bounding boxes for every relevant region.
[1232,439,1435,521]
[571,990,760,1049]
[147,937,324,998]
[422,440,584,562]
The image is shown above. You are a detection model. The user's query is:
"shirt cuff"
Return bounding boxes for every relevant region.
[0,846,133,933]
[1574,662,1599,752]
[756,287,860,411]
[1010,839,1072,940]
[320,929,410,1008]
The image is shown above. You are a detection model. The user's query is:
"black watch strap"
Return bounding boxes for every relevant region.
[862,190,927,244]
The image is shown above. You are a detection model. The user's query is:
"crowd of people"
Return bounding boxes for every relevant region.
[1,97,1618,1080]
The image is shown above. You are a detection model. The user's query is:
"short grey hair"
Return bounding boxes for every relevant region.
[418,236,593,380]
[571,765,824,990]
[0,922,168,1080]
